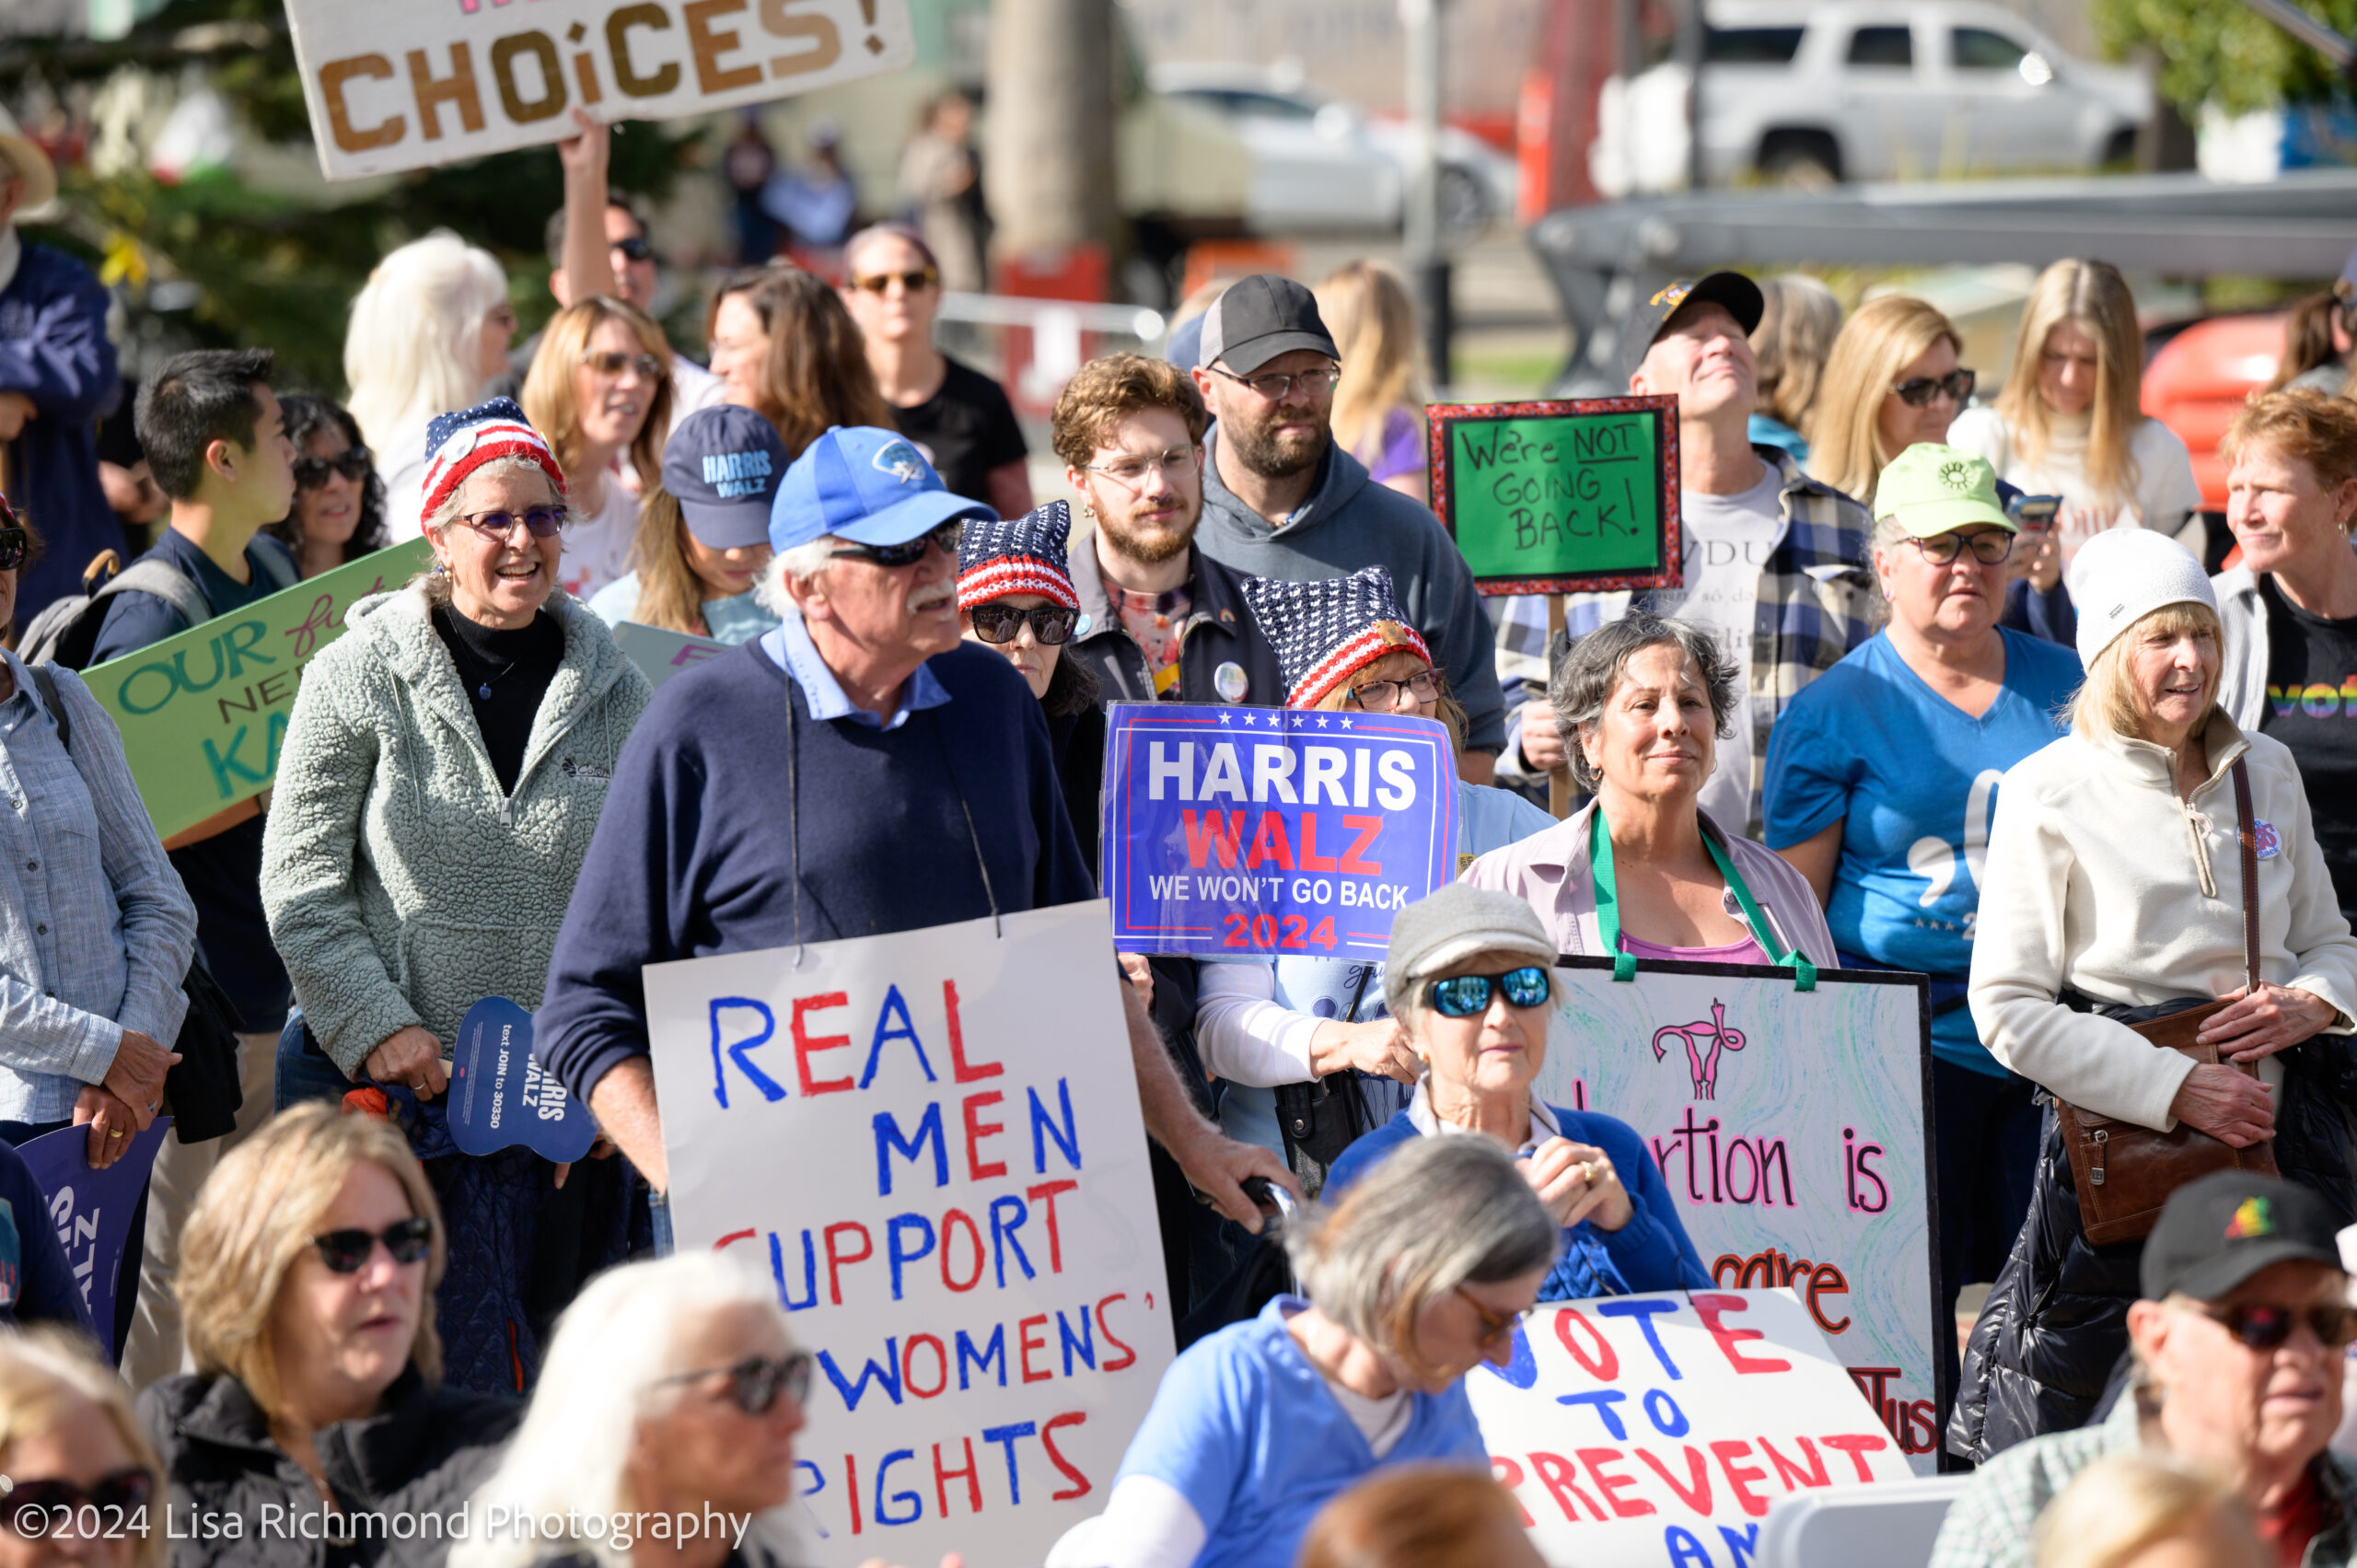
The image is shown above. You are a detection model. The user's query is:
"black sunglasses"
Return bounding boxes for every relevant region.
[0,1468,154,1529]
[312,1216,434,1274]
[1429,966,1552,1018]
[293,448,373,490]
[659,1352,816,1415]
[829,521,962,569]
[2197,1301,2357,1351]
[970,603,1079,645]
[612,235,655,262]
[0,526,28,574]
[1890,369,1977,408]
[851,269,939,295]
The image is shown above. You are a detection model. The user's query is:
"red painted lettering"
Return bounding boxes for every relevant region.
[1635,1446,1713,1514]
[1709,1440,1772,1516]
[792,993,853,1095]
[1554,1307,1620,1380]
[1028,1179,1078,1272]
[1528,1451,1608,1523]
[1042,1411,1092,1501]
[1690,1293,1791,1374]
[1490,1458,1538,1527]
[938,1209,984,1292]
[902,1334,947,1399]
[1097,1293,1138,1372]
[945,980,1003,1082]
[962,1091,1008,1180]
[1758,1435,1829,1491]
[1577,1449,1655,1518]
[1819,1433,1890,1482]
[933,1437,980,1516]
[1018,1313,1052,1382]
[821,1222,870,1305]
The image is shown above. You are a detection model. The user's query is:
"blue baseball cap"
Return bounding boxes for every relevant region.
[770,425,994,553]
[663,406,790,552]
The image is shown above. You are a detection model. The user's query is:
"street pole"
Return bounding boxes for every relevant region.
[1678,0,1706,192]
[1400,0,1452,391]
[985,0,1118,260]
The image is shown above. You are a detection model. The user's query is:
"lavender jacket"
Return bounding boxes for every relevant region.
[1461,799,1840,968]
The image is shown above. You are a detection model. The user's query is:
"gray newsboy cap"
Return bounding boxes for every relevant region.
[1383,885,1558,1019]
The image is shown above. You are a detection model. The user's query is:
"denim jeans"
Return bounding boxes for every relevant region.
[273,1009,353,1112]
[649,1188,674,1256]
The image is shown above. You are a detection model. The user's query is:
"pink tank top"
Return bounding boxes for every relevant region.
[1617,932,1771,966]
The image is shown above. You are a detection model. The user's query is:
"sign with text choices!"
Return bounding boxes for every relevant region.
[1470,1291,1915,1567]
[642,902,1172,1568]
[1099,703,1458,961]
[286,0,916,180]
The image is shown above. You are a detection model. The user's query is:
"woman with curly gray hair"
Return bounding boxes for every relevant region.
[1463,612,1834,975]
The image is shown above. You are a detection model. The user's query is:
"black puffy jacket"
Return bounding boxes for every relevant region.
[138,1365,520,1568]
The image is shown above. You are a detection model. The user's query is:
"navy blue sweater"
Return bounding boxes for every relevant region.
[0,242,123,625]
[537,636,1097,1104]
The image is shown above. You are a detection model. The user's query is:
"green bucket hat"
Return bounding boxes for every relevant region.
[1875,444,2014,538]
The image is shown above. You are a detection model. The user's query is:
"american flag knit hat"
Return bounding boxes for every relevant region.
[418,399,568,528]
[1238,565,1432,709]
[957,500,1081,611]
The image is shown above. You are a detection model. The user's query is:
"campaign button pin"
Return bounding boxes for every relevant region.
[2256,819,2282,860]
[1214,661,1249,703]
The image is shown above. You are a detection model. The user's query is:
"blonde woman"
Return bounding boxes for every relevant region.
[587,405,785,645]
[1948,259,2202,560]
[2032,1455,2265,1568]
[0,1330,167,1568]
[521,297,674,601]
[344,233,516,534]
[1316,261,1430,502]
[138,1104,520,1566]
[1748,273,1841,461]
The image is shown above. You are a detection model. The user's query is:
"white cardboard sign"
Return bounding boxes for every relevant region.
[1471,1290,1916,1567]
[644,902,1174,1568]
[285,0,916,180]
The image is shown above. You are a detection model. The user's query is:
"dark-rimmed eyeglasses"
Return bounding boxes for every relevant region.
[1429,966,1552,1018]
[582,349,665,380]
[1911,529,2014,566]
[970,603,1079,645]
[2196,1301,2357,1351]
[1342,669,1445,711]
[0,1468,155,1530]
[455,506,565,540]
[656,1352,816,1416]
[312,1216,434,1274]
[611,236,655,263]
[1084,447,1198,489]
[1890,369,1977,408]
[0,527,29,574]
[1211,364,1342,401]
[293,449,373,491]
[829,521,962,568]
[1455,1286,1531,1351]
[850,269,940,296]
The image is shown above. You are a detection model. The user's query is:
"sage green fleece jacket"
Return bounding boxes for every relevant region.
[260,586,651,1075]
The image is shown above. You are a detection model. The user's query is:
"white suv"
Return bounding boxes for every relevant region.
[1591,0,2153,194]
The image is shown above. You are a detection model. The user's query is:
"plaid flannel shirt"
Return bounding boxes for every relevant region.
[1929,1392,2357,1568]
[1492,447,1876,838]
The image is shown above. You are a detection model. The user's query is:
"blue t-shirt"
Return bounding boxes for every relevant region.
[1111,1295,1489,1568]
[1763,628,2081,1074]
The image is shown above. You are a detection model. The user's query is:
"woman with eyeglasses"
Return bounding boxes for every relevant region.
[841,223,1032,520]
[1323,885,1707,1300]
[1047,1134,1554,1568]
[522,297,675,603]
[1764,446,2083,1370]
[1195,568,1553,1191]
[452,1253,813,1568]
[0,1330,169,1568]
[141,1103,521,1567]
[261,401,651,1390]
[956,502,1105,869]
[704,263,892,463]
[262,395,391,578]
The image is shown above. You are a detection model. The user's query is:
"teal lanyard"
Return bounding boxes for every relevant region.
[1588,807,1817,991]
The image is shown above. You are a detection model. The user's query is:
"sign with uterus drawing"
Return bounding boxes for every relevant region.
[1530,958,1943,1475]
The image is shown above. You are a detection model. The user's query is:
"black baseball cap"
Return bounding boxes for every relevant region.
[1620,271,1766,385]
[662,405,791,552]
[1198,274,1339,376]
[2140,1171,2346,1302]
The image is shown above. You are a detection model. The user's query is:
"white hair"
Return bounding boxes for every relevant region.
[754,535,844,617]
[450,1253,803,1568]
[416,456,572,607]
[343,232,507,454]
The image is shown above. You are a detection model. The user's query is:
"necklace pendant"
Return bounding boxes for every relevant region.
[476,682,492,701]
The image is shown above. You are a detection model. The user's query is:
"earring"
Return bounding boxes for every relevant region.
[432,557,448,577]
[1082,502,1097,520]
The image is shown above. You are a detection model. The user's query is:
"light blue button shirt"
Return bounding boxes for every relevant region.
[760,612,951,730]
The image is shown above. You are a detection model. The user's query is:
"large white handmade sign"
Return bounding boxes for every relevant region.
[644,902,1173,1568]
[1532,958,1942,1471]
[286,0,916,180]
[1470,1289,1917,1567]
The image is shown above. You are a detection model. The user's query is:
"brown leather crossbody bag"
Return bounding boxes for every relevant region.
[2055,758,2280,1247]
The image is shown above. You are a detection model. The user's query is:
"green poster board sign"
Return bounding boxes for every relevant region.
[84,538,432,842]
[1428,396,1683,596]
[611,621,727,691]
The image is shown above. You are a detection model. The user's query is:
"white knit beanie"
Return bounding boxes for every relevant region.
[2067,526,2218,670]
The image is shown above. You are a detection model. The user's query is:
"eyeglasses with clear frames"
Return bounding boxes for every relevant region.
[1084,447,1199,489]
[1210,364,1342,401]
[1342,669,1446,711]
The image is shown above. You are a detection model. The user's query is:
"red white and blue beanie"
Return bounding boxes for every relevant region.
[957,500,1082,612]
[418,399,569,528]
[1239,565,1432,709]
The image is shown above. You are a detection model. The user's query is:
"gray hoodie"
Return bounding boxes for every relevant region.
[1193,428,1506,751]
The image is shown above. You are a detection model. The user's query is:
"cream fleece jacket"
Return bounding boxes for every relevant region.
[1968,711,2357,1132]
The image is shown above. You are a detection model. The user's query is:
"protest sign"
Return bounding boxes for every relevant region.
[1429,397,1682,596]
[450,998,598,1163]
[1098,703,1458,961]
[642,901,1172,1568]
[1531,959,1944,1472]
[1470,1289,1916,1568]
[613,621,728,692]
[20,1121,171,1356]
[82,538,432,842]
[285,0,916,180]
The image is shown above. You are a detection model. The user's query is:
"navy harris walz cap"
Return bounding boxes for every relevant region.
[770,425,995,554]
[662,405,791,552]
